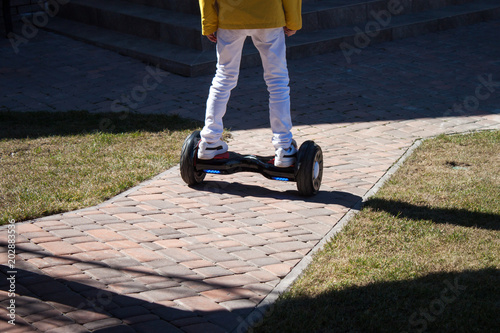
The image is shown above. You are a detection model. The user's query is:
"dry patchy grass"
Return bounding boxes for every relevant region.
[255,130,499,333]
[0,111,201,224]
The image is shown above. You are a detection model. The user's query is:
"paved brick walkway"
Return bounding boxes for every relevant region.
[1,20,500,332]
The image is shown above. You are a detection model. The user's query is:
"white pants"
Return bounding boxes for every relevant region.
[200,28,294,150]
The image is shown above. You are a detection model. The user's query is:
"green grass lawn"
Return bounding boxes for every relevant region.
[0,110,201,225]
[254,130,499,333]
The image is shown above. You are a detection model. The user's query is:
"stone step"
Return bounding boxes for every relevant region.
[122,0,201,15]
[55,0,475,50]
[44,0,500,76]
[288,0,500,60]
[121,0,320,15]
[301,0,477,31]
[44,17,215,77]
[56,0,212,51]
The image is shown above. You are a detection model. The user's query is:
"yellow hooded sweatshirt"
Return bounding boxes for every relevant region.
[198,0,302,36]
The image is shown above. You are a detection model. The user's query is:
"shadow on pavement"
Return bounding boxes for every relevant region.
[193,180,362,207]
[0,254,256,332]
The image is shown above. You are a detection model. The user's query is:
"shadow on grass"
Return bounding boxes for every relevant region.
[0,110,201,139]
[255,268,500,333]
[365,198,500,231]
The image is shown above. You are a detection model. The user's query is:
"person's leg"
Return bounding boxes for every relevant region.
[200,29,246,145]
[250,28,293,150]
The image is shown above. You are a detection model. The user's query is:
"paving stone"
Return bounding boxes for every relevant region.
[86,229,125,242]
[85,267,125,280]
[175,296,227,313]
[83,318,123,331]
[63,236,98,245]
[107,240,142,250]
[132,319,183,333]
[108,281,149,294]
[155,265,200,279]
[229,234,268,247]
[270,251,304,261]
[211,227,245,236]
[87,215,124,224]
[181,259,215,269]
[27,257,76,269]
[248,256,283,267]
[262,264,292,278]
[204,274,260,288]
[212,240,242,248]
[38,241,82,255]
[157,248,202,263]
[140,286,198,302]
[219,298,257,316]
[15,224,43,233]
[73,250,123,262]
[121,248,164,262]
[119,230,159,242]
[8,296,53,317]
[74,241,112,252]
[246,270,280,283]
[100,206,142,215]
[204,311,243,332]
[170,316,207,328]
[31,236,62,244]
[267,241,311,252]
[123,314,160,325]
[181,322,228,333]
[46,324,90,333]
[230,249,268,261]
[29,313,76,331]
[65,309,111,324]
[193,266,233,278]
[25,280,71,297]
[143,258,177,269]
[201,287,258,303]
[49,228,87,238]
[191,247,237,263]
[42,264,82,278]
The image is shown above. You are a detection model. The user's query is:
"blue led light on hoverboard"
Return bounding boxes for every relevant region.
[204,170,221,174]
[272,177,290,182]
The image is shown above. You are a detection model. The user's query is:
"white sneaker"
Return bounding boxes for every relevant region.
[274,140,297,167]
[197,140,228,160]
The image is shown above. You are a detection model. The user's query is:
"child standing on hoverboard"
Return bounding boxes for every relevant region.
[197,0,302,167]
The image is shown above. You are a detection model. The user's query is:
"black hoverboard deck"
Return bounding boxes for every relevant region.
[180,131,323,196]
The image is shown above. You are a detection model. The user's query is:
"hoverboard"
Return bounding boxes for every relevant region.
[180,131,323,196]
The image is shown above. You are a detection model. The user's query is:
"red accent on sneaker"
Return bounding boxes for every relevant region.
[213,152,230,159]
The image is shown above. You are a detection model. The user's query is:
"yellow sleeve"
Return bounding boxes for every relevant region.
[199,0,218,35]
[282,0,302,31]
